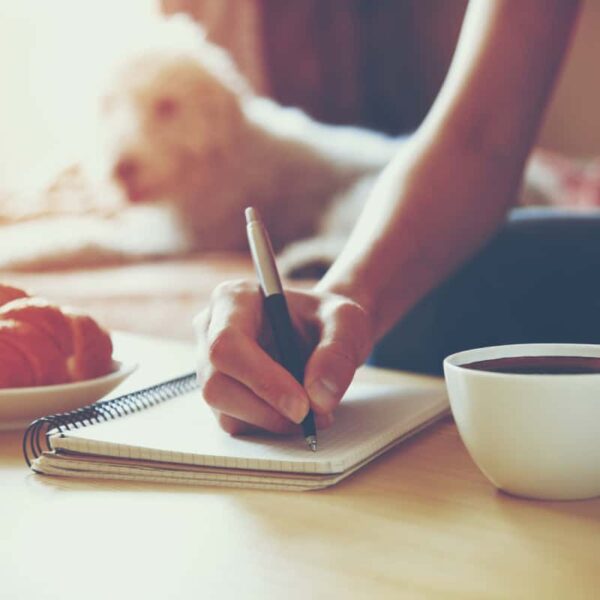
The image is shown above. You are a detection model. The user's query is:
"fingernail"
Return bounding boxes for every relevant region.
[280,395,308,424]
[307,378,339,412]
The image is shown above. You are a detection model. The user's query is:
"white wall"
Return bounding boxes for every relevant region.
[0,0,160,193]
[1,0,598,200]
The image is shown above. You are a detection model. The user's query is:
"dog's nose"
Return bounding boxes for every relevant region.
[114,158,139,183]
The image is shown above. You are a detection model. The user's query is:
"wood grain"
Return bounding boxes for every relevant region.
[1,257,599,600]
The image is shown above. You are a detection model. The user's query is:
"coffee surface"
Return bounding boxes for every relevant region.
[462,355,600,375]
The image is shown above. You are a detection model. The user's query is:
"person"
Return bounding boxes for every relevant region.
[194,0,587,436]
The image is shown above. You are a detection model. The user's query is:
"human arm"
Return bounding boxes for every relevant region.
[317,0,581,340]
[196,0,581,433]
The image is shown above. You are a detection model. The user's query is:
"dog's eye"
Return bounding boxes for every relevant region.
[154,97,179,120]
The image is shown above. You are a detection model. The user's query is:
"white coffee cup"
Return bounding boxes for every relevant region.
[443,344,600,500]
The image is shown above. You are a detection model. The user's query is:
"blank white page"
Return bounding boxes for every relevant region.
[50,379,448,475]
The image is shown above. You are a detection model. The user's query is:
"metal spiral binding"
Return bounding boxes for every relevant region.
[23,372,199,468]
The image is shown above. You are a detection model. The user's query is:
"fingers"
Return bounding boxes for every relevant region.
[214,408,335,437]
[197,281,310,428]
[304,299,372,415]
[201,368,335,435]
[206,326,309,424]
[201,368,297,434]
[195,280,371,437]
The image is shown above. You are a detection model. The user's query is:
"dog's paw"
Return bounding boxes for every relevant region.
[277,237,343,280]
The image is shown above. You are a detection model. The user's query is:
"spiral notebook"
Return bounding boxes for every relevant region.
[24,369,448,491]
[22,331,448,491]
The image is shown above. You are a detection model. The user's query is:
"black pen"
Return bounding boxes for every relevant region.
[245,206,317,451]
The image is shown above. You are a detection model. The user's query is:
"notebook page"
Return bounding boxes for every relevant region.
[34,458,336,491]
[50,379,448,475]
[34,454,336,490]
[36,409,446,491]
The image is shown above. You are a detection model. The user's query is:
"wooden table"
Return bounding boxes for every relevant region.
[1,257,599,599]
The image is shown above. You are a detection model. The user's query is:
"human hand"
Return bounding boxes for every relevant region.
[194,280,373,435]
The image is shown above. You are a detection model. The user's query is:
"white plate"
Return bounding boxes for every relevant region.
[0,360,137,431]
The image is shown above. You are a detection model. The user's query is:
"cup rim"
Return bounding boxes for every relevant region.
[443,343,600,377]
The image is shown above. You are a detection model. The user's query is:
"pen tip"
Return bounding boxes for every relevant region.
[245,206,260,224]
[306,436,317,452]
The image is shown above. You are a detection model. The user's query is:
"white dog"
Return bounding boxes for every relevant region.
[91,15,398,276]
[0,15,567,274]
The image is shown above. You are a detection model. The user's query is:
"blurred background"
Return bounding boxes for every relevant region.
[0,0,160,193]
[1,0,600,200]
[0,0,599,338]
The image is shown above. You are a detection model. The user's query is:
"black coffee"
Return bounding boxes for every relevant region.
[462,355,600,375]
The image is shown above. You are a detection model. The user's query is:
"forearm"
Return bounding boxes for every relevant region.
[316,0,581,339]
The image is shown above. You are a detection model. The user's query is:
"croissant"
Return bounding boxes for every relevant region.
[0,284,113,388]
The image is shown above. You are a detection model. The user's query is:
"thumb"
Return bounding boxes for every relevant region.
[303,301,372,415]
